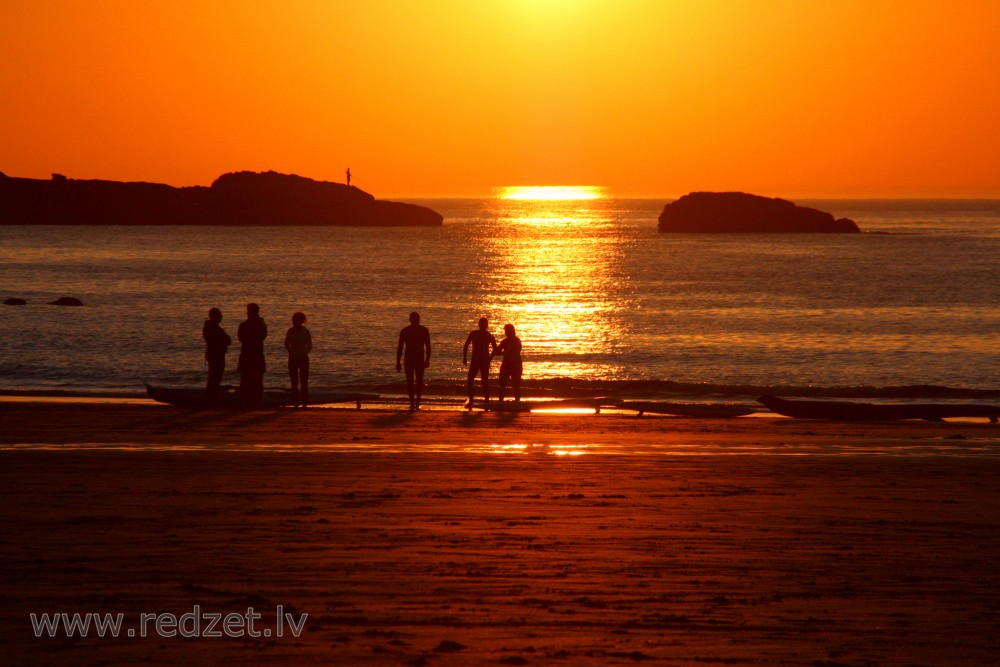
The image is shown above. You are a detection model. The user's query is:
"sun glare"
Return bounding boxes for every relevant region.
[498,186,607,201]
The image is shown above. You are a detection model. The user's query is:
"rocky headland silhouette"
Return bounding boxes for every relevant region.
[0,170,443,226]
[659,192,859,233]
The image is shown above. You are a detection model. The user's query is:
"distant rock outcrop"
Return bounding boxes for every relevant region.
[206,171,443,226]
[48,297,84,306]
[4,298,27,306]
[658,192,860,233]
[0,170,443,226]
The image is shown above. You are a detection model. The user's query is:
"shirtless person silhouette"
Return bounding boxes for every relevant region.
[396,311,431,410]
[463,317,498,408]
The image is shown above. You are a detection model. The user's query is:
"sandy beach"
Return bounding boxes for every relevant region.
[2,402,1000,665]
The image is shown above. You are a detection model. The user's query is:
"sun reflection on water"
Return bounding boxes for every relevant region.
[473,194,632,381]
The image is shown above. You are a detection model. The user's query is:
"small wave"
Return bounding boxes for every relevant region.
[368,379,1000,401]
[3,380,998,404]
[0,388,146,400]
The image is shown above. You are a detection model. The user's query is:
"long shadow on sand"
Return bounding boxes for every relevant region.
[457,410,522,426]
[125,407,291,439]
[493,411,522,426]
[129,408,251,432]
[227,409,294,429]
[372,411,416,427]
[459,412,485,427]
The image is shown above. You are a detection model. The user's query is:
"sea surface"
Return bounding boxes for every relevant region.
[2,198,999,403]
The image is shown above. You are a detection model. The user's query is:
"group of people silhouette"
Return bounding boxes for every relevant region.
[397,312,522,410]
[202,303,312,408]
[203,306,521,410]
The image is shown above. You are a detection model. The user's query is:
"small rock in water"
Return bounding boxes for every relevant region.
[3,298,27,305]
[48,296,83,306]
[434,640,468,653]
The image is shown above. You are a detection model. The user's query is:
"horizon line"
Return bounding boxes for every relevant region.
[5,170,1000,201]
[389,193,1000,201]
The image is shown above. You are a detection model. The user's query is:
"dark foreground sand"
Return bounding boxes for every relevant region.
[2,402,1000,665]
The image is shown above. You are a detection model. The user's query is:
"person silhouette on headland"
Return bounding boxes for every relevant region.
[463,317,497,408]
[396,311,431,410]
[346,167,351,186]
[237,303,267,406]
[202,307,231,401]
[284,311,312,408]
[495,323,523,403]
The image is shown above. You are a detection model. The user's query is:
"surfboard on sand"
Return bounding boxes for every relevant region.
[757,395,1000,422]
[146,384,379,409]
[615,401,758,418]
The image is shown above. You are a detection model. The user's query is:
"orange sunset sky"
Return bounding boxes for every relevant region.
[2,1,999,198]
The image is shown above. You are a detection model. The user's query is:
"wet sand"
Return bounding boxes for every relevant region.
[2,402,1000,665]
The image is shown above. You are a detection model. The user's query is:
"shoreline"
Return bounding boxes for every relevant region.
[4,377,1000,404]
[2,400,999,454]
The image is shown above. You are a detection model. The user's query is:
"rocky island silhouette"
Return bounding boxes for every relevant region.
[659,192,859,233]
[0,170,443,226]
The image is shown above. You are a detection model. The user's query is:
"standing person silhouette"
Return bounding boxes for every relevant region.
[237,303,267,407]
[463,317,497,408]
[346,167,351,186]
[396,311,431,410]
[284,311,312,408]
[202,307,231,401]
[495,323,523,402]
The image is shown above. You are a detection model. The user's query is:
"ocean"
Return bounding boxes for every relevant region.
[2,198,999,403]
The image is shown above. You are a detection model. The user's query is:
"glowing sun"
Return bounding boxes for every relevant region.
[498,186,607,201]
